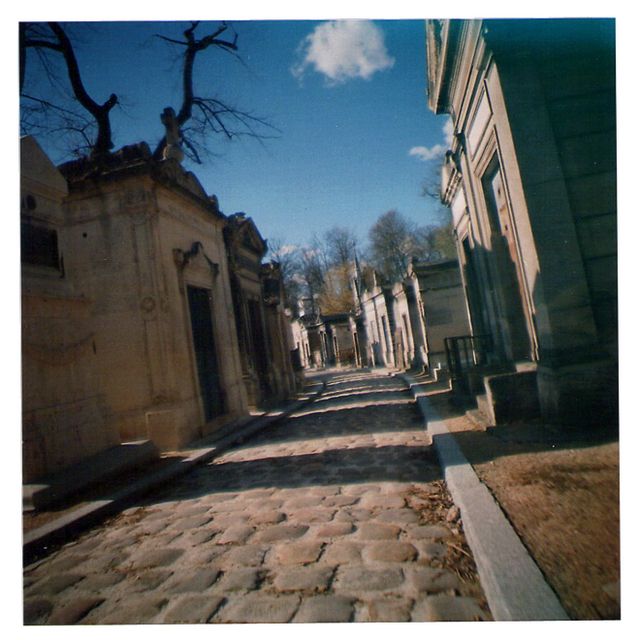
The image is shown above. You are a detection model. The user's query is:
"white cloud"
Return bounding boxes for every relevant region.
[443,118,454,145]
[409,117,454,163]
[409,144,447,162]
[301,247,321,259]
[292,20,394,84]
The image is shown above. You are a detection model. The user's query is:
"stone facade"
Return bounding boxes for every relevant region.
[224,213,268,408]
[288,256,471,376]
[427,19,617,425]
[321,313,356,367]
[260,261,302,400]
[357,269,395,369]
[57,144,249,449]
[389,282,414,371]
[21,137,119,481]
[290,316,312,369]
[407,259,471,374]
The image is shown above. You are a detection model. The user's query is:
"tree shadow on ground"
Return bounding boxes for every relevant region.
[139,443,443,506]
[247,402,425,445]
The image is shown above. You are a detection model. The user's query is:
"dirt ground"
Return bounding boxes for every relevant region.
[428,390,620,620]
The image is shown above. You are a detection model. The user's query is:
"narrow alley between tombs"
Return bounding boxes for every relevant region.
[23,369,490,624]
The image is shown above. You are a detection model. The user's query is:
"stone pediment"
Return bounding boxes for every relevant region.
[173,242,219,280]
[226,213,267,257]
[57,143,222,217]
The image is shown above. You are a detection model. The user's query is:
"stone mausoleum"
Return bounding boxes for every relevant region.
[21,132,299,483]
[427,18,617,426]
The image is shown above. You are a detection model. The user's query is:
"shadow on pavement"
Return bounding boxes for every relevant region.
[140,443,443,506]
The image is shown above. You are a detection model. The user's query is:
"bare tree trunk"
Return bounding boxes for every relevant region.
[47,23,118,157]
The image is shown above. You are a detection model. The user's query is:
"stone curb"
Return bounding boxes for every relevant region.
[23,379,327,565]
[400,373,570,621]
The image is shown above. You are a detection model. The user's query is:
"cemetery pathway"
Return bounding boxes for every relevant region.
[23,369,490,624]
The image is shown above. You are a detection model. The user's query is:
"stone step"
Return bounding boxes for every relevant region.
[23,440,159,512]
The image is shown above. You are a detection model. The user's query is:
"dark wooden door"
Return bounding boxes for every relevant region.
[187,286,224,421]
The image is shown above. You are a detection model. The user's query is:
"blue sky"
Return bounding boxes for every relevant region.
[23,19,452,251]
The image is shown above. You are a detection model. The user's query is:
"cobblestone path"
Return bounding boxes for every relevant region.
[24,370,490,624]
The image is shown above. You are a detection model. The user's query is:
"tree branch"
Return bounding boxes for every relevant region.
[154,21,274,162]
[47,22,118,156]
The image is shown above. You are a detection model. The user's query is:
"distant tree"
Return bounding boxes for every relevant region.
[273,227,359,317]
[367,209,454,282]
[418,163,457,261]
[295,242,326,318]
[367,210,416,282]
[323,226,358,268]
[317,263,354,314]
[267,238,304,309]
[420,161,444,202]
[429,223,457,261]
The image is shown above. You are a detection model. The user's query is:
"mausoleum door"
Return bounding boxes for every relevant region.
[247,298,270,393]
[462,237,488,340]
[187,286,224,421]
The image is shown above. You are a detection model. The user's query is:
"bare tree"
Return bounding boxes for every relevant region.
[153,21,278,163]
[368,210,415,282]
[20,22,118,158]
[420,161,444,201]
[20,21,277,163]
[267,238,303,309]
[323,226,358,268]
[296,243,325,318]
[367,209,452,282]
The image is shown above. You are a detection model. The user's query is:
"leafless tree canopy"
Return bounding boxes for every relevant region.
[20,22,118,157]
[323,226,358,267]
[20,21,278,163]
[368,209,454,282]
[153,21,279,163]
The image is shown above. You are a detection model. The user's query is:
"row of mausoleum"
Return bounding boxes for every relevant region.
[290,255,471,381]
[21,135,300,482]
[290,17,617,432]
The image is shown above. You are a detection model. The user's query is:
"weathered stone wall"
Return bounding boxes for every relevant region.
[534,27,617,355]
[412,261,471,372]
[427,19,617,426]
[62,163,248,449]
[21,137,118,481]
[22,293,117,481]
[361,287,394,368]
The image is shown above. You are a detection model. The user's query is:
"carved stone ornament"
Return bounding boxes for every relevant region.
[161,107,184,164]
[173,242,219,279]
[140,296,156,313]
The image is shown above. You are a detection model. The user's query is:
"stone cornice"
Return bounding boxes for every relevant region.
[59,143,224,221]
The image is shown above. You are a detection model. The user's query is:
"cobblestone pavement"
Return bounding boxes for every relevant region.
[24,369,490,624]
